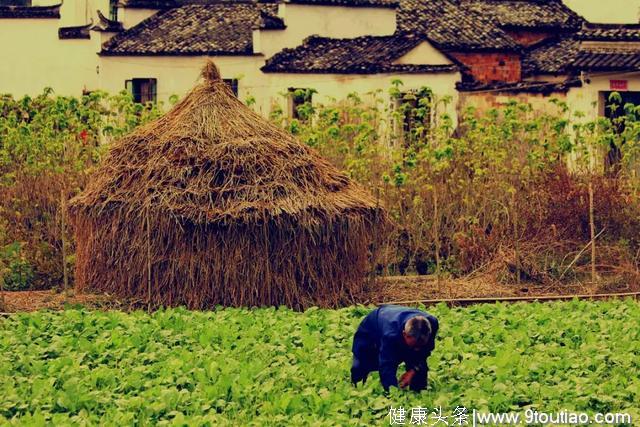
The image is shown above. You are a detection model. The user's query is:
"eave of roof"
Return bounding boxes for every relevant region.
[93,10,124,32]
[283,0,398,8]
[0,3,61,19]
[457,77,582,94]
[579,23,640,42]
[59,22,93,39]
[263,64,459,74]
[571,50,640,72]
[115,0,179,9]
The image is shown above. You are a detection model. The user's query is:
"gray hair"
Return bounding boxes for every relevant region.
[404,316,431,345]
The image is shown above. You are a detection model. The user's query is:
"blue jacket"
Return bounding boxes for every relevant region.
[352,304,439,390]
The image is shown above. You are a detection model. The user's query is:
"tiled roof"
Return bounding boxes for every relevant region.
[262,34,459,73]
[462,0,583,30]
[573,49,640,72]
[116,0,179,8]
[397,0,520,52]
[522,35,579,75]
[578,23,640,42]
[93,10,124,32]
[117,0,397,8]
[523,33,640,75]
[457,77,581,93]
[102,3,277,55]
[282,0,397,8]
[59,23,93,39]
[0,3,61,19]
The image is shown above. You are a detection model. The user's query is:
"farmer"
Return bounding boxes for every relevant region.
[351,304,438,392]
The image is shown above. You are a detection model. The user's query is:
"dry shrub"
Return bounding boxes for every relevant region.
[0,171,77,289]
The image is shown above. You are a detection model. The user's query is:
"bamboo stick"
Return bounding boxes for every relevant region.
[589,180,597,283]
[61,190,68,291]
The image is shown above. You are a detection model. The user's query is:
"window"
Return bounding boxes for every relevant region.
[109,0,118,22]
[393,88,432,147]
[125,78,157,104]
[601,90,640,175]
[223,79,238,97]
[288,88,314,120]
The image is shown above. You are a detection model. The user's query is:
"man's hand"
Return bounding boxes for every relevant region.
[399,369,416,389]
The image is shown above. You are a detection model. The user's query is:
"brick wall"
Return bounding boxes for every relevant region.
[450,52,521,83]
[504,30,554,47]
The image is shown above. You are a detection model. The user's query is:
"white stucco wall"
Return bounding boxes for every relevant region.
[257,4,396,58]
[563,0,640,23]
[567,73,640,120]
[257,72,461,126]
[0,18,100,97]
[393,41,453,65]
[119,7,156,29]
[98,55,266,105]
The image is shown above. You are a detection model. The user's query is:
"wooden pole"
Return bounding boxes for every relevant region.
[61,190,69,291]
[589,179,597,284]
[433,189,441,284]
[512,190,520,285]
[146,209,152,313]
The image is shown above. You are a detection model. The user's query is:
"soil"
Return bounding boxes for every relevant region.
[2,272,639,313]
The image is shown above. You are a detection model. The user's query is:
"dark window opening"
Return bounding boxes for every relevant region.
[109,0,118,22]
[288,88,313,120]
[602,90,640,175]
[223,78,238,97]
[125,78,157,104]
[394,88,432,147]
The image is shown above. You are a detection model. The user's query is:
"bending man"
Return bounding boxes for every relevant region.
[351,304,438,391]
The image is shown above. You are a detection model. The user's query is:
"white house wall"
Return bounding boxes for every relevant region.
[98,55,266,105]
[567,73,640,120]
[563,0,640,24]
[0,18,100,97]
[392,41,453,65]
[119,7,156,29]
[258,72,461,125]
[258,4,395,58]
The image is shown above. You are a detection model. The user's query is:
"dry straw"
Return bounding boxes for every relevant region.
[69,61,390,309]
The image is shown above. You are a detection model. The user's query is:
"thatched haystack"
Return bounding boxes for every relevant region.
[69,61,389,309]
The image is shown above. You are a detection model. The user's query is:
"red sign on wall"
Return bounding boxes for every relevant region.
[610,80,628,90]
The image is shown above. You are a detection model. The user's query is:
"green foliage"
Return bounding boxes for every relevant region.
[268,83,640,276]
[0,89,166,288]
[0,300,638,424]
[0,242,34,291]
[3,84,640,284]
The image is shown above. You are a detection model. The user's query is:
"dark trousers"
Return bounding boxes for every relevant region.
[351,354,428,391]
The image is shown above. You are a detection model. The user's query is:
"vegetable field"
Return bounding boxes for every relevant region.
[1,299,639,426]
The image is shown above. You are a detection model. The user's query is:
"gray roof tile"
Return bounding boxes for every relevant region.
[0,3,60,18]
[102,3,277,55]
[462,0,583,30]
[262,34,460,73]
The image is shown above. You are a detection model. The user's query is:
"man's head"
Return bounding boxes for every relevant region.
[402,316,431,351]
